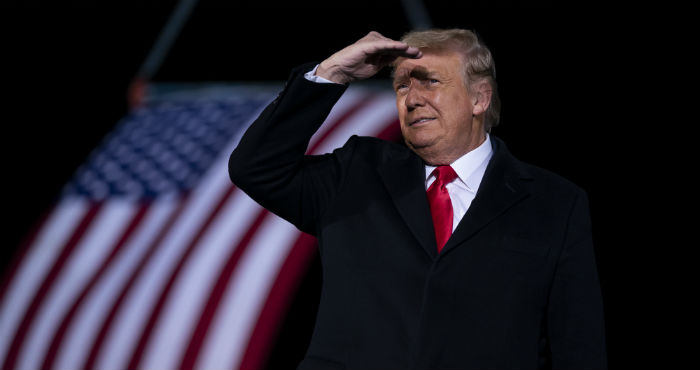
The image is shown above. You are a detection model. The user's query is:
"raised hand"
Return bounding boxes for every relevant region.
[315,31,422,84]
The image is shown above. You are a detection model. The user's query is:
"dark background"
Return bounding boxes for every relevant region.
[2,0,680,368]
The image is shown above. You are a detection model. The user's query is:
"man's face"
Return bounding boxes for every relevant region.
[393,50,484,165]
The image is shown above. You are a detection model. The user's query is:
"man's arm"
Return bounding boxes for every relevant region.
[228,32,421,233]
[228,64,347,234]
[547,190,608,369]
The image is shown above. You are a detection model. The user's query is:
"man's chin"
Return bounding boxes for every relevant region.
[405,135,438,151]
[405,139,441,161]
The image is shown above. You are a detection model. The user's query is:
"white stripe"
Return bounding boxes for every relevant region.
[53,199,177,370]
[139,191,261,370]
[94,169,232,370]
[312,91,397,154]
[195,214,298,370]
[308,88,365,150]
[0,198,89,363]
[16,201,137,370]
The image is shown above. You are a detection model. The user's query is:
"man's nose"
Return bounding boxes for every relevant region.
[405,83,425,111]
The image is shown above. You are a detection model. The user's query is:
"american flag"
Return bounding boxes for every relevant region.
[0,82,401,370]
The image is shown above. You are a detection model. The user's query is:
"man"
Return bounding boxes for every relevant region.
[229,29,606,369]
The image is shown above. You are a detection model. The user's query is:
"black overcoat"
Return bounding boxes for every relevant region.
[229,63,606,369]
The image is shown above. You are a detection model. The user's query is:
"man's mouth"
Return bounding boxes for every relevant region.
[409,117,435,126]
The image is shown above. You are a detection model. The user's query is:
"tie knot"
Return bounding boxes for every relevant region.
[432,165,457,186]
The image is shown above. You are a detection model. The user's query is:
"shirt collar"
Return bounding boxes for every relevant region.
[425,133,493,192]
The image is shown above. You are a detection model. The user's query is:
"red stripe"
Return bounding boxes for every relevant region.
[375,118,402,142]
[237,232,317,370]
[2,201,103,370]
[125,185,238,370]
[0,205,53,309]
[177,209,269,370]
[39,203,151,370]
[81,196,189,370]
[306,95,375,154]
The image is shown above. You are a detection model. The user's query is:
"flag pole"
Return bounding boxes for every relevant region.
[128,0,200,109]
[400,0,433,30]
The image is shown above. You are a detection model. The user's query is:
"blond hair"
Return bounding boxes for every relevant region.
[396,28,501,131]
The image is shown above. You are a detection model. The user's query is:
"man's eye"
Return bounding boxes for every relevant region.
[429,79,439,84]
[395,84,408,91]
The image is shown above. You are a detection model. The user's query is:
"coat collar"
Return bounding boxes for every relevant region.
[378,136,533,259]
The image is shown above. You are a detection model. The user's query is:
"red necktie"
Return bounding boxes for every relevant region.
[427,165,458,253]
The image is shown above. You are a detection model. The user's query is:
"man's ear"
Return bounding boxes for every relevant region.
[471,81,493,116]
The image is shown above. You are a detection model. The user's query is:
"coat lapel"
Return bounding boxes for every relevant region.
[377,137,532,259]
[441,137,533,254]
[377,145,438,259]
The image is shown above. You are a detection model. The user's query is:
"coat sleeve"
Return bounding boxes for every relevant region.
[547,190,608,369]
[228,63,354,235]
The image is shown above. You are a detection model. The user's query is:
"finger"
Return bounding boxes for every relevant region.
[400,46,422,58]
[371,46,422,59]
[366,41,422,59]
[364,31,393,42]
[366,53,400,67]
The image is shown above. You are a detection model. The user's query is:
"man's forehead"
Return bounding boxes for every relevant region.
[393,59,444,82]
[394,63,431,78]
[393,52,461,79]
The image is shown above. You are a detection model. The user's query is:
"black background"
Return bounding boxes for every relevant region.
[2,0,682,368]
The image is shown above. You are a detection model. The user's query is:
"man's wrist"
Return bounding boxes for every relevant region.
[315,61,353,85]
[304,64,340,84]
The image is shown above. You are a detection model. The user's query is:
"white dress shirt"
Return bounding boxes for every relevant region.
[304,64,336,84]
[304,65,494,230]
[425,135,493,231]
